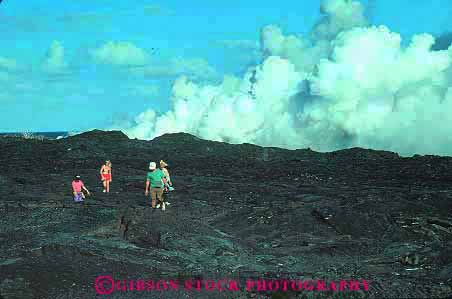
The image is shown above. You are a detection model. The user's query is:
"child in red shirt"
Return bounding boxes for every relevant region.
[72,175,90,202]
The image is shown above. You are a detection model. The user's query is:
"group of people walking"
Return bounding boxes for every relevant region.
[71,160,174,210]
[145,160,173,211]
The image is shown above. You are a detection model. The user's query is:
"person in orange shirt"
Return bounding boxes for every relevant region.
[100,160,112,193]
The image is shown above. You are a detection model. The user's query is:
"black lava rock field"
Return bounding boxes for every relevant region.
[0,130,451,298]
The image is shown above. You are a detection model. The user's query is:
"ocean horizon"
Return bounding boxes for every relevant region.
[0,131,76,139]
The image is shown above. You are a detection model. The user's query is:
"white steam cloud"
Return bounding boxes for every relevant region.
[91,41,150,66]
[119,0,452,156]
[42,41,69,74]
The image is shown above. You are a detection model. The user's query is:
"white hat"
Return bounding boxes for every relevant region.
[149,162,157,170]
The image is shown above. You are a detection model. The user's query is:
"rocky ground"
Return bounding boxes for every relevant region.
[0,130,451,299]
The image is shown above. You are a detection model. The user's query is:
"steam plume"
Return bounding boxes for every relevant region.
[120,0,452,156]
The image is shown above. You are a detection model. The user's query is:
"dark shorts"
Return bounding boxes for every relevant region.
[74,192,83,202]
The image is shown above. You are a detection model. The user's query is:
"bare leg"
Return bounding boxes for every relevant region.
[106,180,110,193]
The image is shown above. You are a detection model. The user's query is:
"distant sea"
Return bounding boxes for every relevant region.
[0,132,78,140]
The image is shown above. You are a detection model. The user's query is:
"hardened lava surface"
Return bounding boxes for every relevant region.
[0,130,451,298]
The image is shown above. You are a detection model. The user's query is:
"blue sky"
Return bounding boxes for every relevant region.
[0,0,451,132]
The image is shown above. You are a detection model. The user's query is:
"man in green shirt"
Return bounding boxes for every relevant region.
[145,161,167,209]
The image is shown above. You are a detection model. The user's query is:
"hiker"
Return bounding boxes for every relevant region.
[100,160,112,193]
[145,162,167,210]
[160,160,174,192]
[72,175,90,202]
